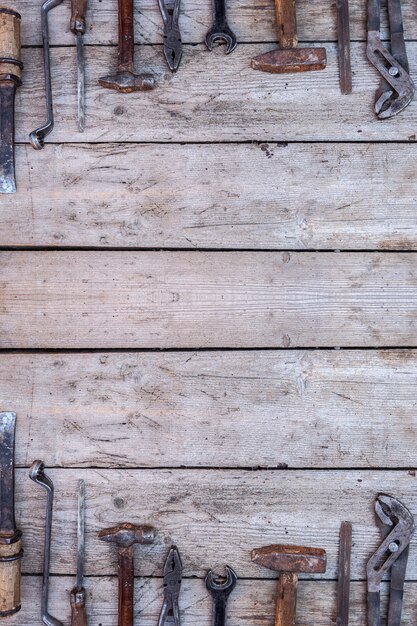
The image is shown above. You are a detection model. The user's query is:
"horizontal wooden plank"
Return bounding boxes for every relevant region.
[15,44,417,143]
[2,350,417,468]
[15,0,417,45]
[5,143,417,249]
[1,251,417,348]
[8,577,417,626]
[15,469,417,577]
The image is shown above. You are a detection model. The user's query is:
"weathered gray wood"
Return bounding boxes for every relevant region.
[16,44,417,143]
[8,577,417,625]
[1,251,417,349]
[5,143,417,249]
[15,469,417,577]
[3,350,417,468]
[14,0,417,45]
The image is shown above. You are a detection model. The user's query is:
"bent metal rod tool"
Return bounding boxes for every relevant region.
[158,545,183,626]
[0,413,23,616]
[205,0,237,55]
[367,494,415,626]
[98,523,155,626]
[30,460,64,626]
[367,0,414,118]
[71,0,88,132]
[336,521,352,626]
[158,0,182,72]
[99,0,155,93]
[205,566,237,626]
[252,544,326,626]
[0,8,23,194]
[336,0,352,94]
[251,0,326,74]
[70,480,88,626]
[30,0,65,150]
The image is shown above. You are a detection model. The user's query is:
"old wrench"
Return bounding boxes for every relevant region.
[367,0,414,118]
[206,565,237,626]
[30,0,65,149]
[29,460,64,626]
[158,545,183,625]
[367,494,415,626]
[205,0,237,55]
[158,0,182,71]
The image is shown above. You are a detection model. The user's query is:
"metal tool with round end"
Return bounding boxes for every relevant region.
[205,0,237,55]
[205,566,237,626]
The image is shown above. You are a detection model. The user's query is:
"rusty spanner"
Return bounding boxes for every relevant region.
[366,494,415,626]
[206,566,237,626]
[205,0,237,55]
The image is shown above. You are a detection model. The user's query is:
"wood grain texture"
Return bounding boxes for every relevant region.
[1,251,417,349]
[2,350,417,469]
[12,0,417,45]
[8,577,417,626]
[6,143,417,250]
[14,469,417,577]
[15,44,417,143]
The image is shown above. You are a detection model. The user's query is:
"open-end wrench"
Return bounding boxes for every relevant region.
[205,0,237,55]
[29,460,64,626]
[29,0,65,149]
[205,566,237,626]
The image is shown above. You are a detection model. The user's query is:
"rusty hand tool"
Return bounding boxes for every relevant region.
[158,545,183,626]
[158,0,182,71]
[251,0,326,73]
[251,544,326,626]
[205,565,237,626]
[29,460,64,626]
[98,522,155,626]
[98,0,155,93]
[336,521,352,626]
[367,495,415,626]
[70,480,88,626]
[205,0,237,55]
[0,9,22,193]
[71,0,88,131]
[367,0,414,118]
[0,413,23,616]
[336,0,352,94]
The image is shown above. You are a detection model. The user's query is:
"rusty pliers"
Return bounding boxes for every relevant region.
[367,494,415,626]
[158,0,182,71]
[158,545,183,626]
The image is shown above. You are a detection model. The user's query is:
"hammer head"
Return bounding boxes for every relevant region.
[251,544,327,574]
[98,71,155,93]
[98,522,155,548]
[251,47,327,74]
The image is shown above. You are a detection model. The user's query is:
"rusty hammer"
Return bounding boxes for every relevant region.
[251,0,326,73]
[251,544,326,626]
[98,0,154,92]
[98,523,155,626]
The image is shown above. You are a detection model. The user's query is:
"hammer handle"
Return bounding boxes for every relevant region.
[275,572,298,626]
[117,0,135,72]
[0,8,22,81]
[70,586,88,626]
[71,0,87,33]
[274,0,297,49]
[118,546,135,626]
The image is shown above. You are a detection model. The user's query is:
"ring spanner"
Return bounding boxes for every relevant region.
[367,494,415,626]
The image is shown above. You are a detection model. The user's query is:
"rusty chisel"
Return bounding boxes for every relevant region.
[71,0,87,131]
[70,480,88,626]
[0,412,23,616]
[0,8,22,193]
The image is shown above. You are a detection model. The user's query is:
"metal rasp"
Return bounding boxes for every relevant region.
[70,480,88,626]
[0,8,23,193]
[71,0,88,132]
[0,412,23,616]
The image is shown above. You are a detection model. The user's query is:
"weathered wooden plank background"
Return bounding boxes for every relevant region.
[1,0,417,623]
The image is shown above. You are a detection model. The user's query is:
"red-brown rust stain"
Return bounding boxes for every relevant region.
[377,349,417,364]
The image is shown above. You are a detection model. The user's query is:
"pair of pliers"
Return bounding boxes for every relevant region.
[158,0,182,72]
[366,0,415,118]
[158,545,183,625]
[366,494,415,626]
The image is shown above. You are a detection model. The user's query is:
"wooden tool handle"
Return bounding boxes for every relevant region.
[0,537,23,617]
[118,546,134,626]
[275,572,298,626]
[70,586,88,626]
[274,0,297,49]
[71,0,87,34]
[0,8,22,81]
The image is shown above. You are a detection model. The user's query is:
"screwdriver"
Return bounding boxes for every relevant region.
[70,480,88,626]
[70,0,88,132]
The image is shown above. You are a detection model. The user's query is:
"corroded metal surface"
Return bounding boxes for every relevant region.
[251,544,327,573]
